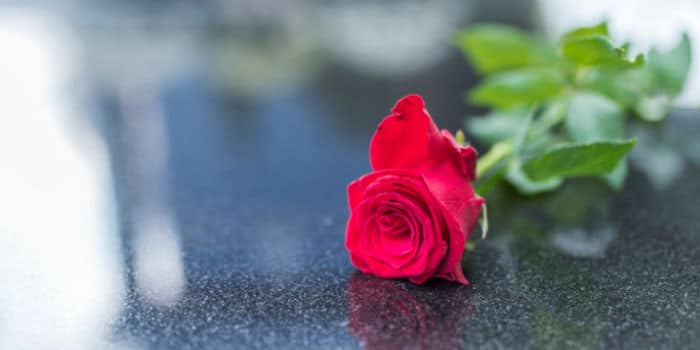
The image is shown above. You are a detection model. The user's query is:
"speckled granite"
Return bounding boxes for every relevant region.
[2,2,696,349]
[105,78,700,349]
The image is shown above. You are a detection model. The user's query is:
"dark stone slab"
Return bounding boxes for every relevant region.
[106,73,700,349]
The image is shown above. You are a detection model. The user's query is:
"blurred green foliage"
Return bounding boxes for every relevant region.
[454,22,692,195]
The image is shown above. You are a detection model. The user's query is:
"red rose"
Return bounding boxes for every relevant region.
[345,94,484,285]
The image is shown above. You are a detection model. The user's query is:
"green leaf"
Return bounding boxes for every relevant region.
[475,165,506,196]
[455,129,467,146]
[583,68,650,108]
[565,92,624,142]
[529,99,569,140]
[564,92,629,187]
[563,22,609,39]
[466,109,528,144]
[519,100,569,157]
[476,141,513,178]
[647,32,692,95]
[520,133,557,158]
[506,160,562,195]
[521,140,636,181]
[512,110,534,155]
[453,24,550,74]
[562,36,639,67]
[475,141,513,195]
[469,68,564,108]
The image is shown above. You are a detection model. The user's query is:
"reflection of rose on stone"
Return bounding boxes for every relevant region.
[346,272,472,350]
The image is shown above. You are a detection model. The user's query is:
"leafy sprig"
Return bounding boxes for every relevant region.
[454,22,692,195]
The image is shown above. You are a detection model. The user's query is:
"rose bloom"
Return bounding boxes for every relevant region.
[345,94,484,285]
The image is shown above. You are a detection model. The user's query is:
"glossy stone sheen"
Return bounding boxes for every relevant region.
[3,4,698,348]
[106,76,700,349]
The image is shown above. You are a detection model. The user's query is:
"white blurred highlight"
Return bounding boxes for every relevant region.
[0,12,125,350]
[132,209,186,306]
[538,0,700,106]
[550,226,617,258]
[317,0,471,76]
[118,85,185,307]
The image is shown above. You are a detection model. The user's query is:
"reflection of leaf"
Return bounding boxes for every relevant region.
[469,68,564,109]
[511,238,604,349]
[545,180,611,225]
[531,308,602,350]
[629,124,686,190]
[482,175,613,245]
[454,24,554,74]
[522,140,635,181]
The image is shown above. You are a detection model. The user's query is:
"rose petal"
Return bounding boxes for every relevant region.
[345,170,451,282]
[364,193,436,277]
[441,129,478,181]
[369,94,443,171]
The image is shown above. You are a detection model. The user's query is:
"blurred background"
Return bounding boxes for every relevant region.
[0,1,698,349]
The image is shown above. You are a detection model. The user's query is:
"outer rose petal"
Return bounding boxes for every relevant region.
[441,129,478,181]
[432,196,484,285]
[369,94,478,181]
[369,94,443,171]
[420,148,483,285]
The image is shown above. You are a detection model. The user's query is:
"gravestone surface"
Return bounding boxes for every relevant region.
[2,2,698,348]
[106,76,700,349]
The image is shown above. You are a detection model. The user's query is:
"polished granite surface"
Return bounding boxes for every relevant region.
[1,3,699,349]
[105,81,700,349]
